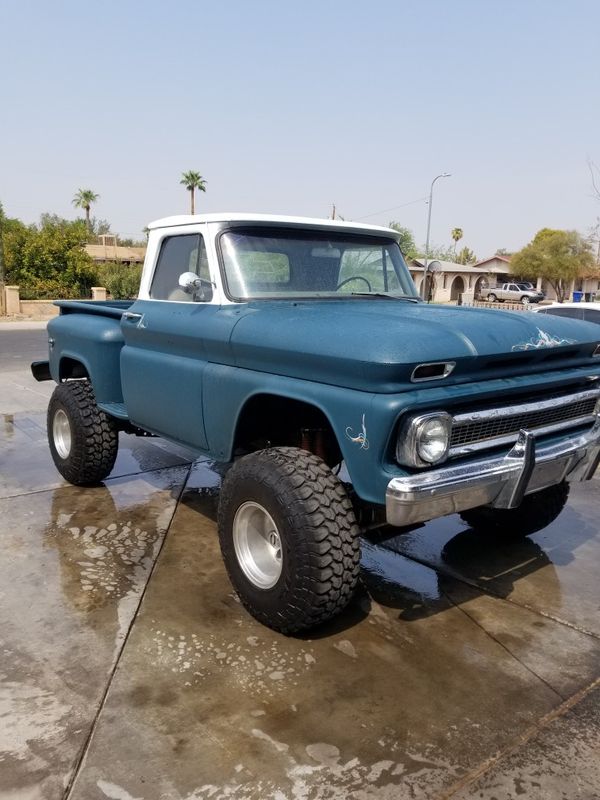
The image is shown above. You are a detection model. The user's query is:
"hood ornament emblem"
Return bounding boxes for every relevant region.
[512,327,576,351]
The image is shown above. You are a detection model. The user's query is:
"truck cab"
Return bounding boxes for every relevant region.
[33,213,600,633]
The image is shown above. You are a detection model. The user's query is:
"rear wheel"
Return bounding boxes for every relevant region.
[218,446,361,633]
[487,293,497,302]
[459,482,569,538]
[48,381,119,485]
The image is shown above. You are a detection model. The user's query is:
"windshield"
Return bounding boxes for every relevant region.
[219,228,419,300]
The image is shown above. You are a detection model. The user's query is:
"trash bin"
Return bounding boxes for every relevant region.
[573,291,583,303]
[584,292,592,302]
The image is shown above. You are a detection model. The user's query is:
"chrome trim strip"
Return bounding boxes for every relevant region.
[448,414,597,456]
[451,388,600,425]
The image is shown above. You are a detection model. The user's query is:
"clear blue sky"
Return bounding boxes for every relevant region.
[2,0,600,257]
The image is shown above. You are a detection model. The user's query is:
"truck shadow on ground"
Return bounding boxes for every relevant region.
[357,502,595,624]
[46,465,596,640]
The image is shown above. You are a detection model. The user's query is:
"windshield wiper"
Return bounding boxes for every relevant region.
[350,292,421,303]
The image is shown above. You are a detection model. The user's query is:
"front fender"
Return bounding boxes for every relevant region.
[202,363,400,505]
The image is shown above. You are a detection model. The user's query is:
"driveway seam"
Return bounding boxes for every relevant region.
[440,588,566,701]
[435,675,600,800]
[61,463,193,800]
[0,461,194,501]
[394,549,600,641]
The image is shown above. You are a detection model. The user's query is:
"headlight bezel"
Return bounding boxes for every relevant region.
[397,411,453,468]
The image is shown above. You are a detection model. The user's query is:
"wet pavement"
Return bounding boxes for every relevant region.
[1,365,600,799]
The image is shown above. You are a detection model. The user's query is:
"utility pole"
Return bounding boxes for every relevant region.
[0,202,5,316]
[331,203,336,220]
[0,202,5,285]
[422,173,451,300]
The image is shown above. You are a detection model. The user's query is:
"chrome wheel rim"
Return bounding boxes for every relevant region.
[53,409,72,459]
[232,501,283,589]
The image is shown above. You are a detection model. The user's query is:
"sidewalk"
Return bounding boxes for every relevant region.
[0,319,51,330]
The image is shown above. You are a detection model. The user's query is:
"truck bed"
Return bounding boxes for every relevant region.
[54,299,134,319]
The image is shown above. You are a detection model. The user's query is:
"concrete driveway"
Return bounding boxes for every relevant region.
[1,326,599,799]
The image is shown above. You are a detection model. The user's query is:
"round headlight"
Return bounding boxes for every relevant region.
[397,411,453,467]
[416,416,451,463]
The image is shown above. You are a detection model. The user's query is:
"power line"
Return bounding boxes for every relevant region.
[354,196,428,221]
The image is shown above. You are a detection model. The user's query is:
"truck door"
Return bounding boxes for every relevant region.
[119,231,218,451]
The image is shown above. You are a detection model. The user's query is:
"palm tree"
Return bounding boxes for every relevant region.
[180,171,207,215]
[451,227,463,256]
[72,189,99,231]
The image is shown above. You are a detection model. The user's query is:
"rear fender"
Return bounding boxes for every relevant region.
[47,314,125,404]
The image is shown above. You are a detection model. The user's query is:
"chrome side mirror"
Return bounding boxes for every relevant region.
[178,272,202,294]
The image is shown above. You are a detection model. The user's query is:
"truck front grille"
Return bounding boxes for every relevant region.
[449,389,599,456]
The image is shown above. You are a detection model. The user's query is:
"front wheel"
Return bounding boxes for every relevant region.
[218,447,361,633]
[521,295,530,305]
[459,482,569,537]
[48,381,119,485]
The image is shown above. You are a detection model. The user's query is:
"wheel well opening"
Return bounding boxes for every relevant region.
[59,358,89,381]
[234,395,341,466]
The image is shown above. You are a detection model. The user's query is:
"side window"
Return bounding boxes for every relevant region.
[583,309,600,324]
[150,234,213,302]
[546,307,583,319]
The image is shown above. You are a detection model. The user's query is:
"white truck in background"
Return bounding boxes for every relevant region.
[486,282,544,305]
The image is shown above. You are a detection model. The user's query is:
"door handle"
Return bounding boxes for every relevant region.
[123,311,143,322]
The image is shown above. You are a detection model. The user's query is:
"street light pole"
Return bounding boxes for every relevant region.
[422,173,451,300]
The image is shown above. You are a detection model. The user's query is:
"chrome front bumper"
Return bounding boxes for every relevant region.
[386,420,600,527]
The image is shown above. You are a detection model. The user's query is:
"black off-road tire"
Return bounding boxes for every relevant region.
[218,446,361,633]
[459,481,570,537]
[48,381,119,486]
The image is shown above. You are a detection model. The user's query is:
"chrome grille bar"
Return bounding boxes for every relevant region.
[449,388,600,457]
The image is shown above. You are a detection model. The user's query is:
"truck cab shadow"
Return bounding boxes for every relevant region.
[356,504,594,623]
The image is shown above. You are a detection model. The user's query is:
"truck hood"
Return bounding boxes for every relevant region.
[229,300,600,392]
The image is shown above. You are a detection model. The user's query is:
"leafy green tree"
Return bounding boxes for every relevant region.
[495,248,511,256]
[72,189,99,231]
[388,221,417,258]
[180,170,207,214]
[96,261,142,299]
[451,227,463,254]
[5,215,96,299]
[511,228,596,303]
[456,246,476,265]
[424,244,456,262]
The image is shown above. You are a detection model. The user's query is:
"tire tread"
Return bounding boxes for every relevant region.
[218,446,361,633]
[48,381,118,486]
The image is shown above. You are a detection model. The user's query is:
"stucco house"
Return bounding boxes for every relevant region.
[408,259,504,303]
[409,254,600,304]
[84,235,146,266]
[473,255,600,302]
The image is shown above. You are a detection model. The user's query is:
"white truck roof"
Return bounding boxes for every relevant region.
[147,212,397,237]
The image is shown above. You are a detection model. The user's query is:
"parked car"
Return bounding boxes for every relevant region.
[31,213,600,633]
[486,283,544,304]
[531,301,600,324]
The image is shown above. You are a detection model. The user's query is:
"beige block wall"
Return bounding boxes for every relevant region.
[19,300,60,318]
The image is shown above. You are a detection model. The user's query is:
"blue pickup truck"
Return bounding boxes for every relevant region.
[32,213,600,633]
